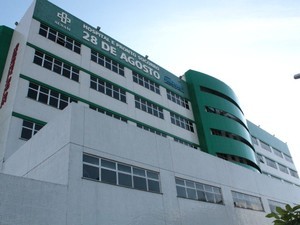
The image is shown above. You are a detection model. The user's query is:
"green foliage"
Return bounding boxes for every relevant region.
[266,204,300,225]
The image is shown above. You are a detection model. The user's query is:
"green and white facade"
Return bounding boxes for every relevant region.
[0,1,299,224]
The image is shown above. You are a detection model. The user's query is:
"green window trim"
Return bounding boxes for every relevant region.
[12,111,47,126]
[20,74,200,149]
[26,43,193,121]
[29,18,189,98]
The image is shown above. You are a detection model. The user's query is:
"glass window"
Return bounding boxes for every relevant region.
[89,105,128,123]
[132,71,160,94]
[136,123,167,138]
[173,137,198,149]
[118,173,132,187]
[166,89,189,109]
[20,120,44,140]
[90,76,126,103]
[134,96,164,119]
[284,154,293,163]
[175,177,223,204]
[289,169,299,178]
[170,112,194,132]
[251,136,258,145]
[148,180,160,193]
[82,154,160,193]
[268,200,286,213]
[33,50,79,82]
[101,159,116,169]
[260,141,271,152]
[232,191,264,211]
[83,154,99,165]
[91,50,124,76]
[133,176,147,191]
[39,23,81,54]
[27,82,76,110]
[265,157,277,169]
[256,153,265,164]
[83,164,99,180]
[101,169,117,184]
[278,164,289,174]
[273,148,283,158]
[176,186,186,198]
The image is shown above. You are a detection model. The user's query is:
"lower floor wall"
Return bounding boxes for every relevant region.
[1,104,299,225]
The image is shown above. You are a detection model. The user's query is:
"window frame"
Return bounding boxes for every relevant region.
[132,71,160,94]
[134,96,164,119]
[232,191,264,211]
[20,119,44,140]
[175,177,223,204]
[82,153,161,193]
[39,23,81,54]
[170,112,194,132]
[27,82,77,110]
[90,76,126,103]
[166,89,190,109]
[91,50,124,76]
[33,50,79,82]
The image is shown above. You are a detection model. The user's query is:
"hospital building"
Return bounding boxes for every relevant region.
[0,0,299,224]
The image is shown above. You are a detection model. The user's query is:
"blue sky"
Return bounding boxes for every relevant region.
[1,0,300,170]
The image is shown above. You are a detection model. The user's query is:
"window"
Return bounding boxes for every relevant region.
[232,191,264,211]
[251,136,258,145]
[132,71,160,94]
[27,82,77,109]
[90,76,126,103]
[39,23,81,54]
[175,177,223,204]
[289,169,299,178]
[211,129,253,149]
[200,86,243,113]
[170,112,194,132]
[260,141,271,152]
[272,148,283,158]
[89,105,127,123]
[136,123,167,138]
[205,106,247,130]
[91,50,124,76]
[21,120,44,140]
[83,153,161,193]
[33,50,79,82]
[174,138,198,149]
[265,157,277,169]
[278,164,289,174]
[134,96,164,119]
[166,89,189,109]
[284,154,293,163]
[256,153,265,164]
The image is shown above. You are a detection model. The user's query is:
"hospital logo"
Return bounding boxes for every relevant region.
[57,12,71,24]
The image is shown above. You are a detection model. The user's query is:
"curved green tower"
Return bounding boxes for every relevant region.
[185,70,260,173]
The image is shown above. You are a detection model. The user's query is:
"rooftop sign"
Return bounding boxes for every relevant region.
[33,0,187,95]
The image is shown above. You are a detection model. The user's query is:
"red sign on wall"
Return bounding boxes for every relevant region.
[0,43,19,108]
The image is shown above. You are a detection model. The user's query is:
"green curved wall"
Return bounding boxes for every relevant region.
[185,70,260,173]
[0,26,13,82]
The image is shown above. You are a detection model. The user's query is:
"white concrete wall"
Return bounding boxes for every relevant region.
[3,105,73,185]
[0,173,67,225]
[66,104,298,225]
[0,0,36,164]
[254,143,300,185]
[2,104,300,225]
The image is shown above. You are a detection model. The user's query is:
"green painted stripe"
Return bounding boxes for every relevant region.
[12,112,47,125]
[19,74,200,148]
[20,74,81,101]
